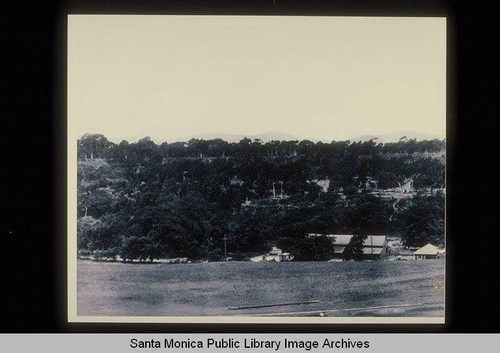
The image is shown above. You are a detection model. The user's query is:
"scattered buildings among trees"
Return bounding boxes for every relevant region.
[77,134,445,262]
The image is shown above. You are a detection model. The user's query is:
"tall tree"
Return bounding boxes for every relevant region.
[292,235,336,261]
[343,234,368,261]
[398,191,445,247]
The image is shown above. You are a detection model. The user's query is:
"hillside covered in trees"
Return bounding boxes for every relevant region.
[77,134,445,262]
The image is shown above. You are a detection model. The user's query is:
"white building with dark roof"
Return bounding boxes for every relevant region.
[310,234,390,260]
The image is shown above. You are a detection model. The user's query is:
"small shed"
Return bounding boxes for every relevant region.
[413,244,440,259]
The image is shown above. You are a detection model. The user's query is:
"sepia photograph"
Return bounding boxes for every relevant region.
[67,15,446,323]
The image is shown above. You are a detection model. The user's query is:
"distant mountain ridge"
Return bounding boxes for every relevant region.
[188,130,444,144]
[180,130,299,143]
[100,130,444,145]
[347,131,445,144]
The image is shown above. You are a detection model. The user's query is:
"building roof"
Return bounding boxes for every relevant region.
[413,243,439,255]
[329,234,355,245]
[324,234,387,247]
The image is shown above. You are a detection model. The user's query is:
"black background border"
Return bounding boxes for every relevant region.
[4,0,499,333]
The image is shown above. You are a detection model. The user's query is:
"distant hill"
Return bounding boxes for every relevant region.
[94,130,444,145]
[348,131,445,144]
[188,130,444,144]
[180,130,299,143]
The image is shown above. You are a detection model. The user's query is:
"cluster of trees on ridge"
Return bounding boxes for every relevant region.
[77,134,445,262]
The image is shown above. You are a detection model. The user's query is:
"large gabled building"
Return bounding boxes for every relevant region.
[310,234,391,260]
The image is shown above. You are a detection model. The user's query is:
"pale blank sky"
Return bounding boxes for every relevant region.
[68,15,446,144]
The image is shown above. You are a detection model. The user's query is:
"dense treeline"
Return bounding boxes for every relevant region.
[77,134,445,262]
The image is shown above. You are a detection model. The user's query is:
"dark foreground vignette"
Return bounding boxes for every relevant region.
[3,0,61,333]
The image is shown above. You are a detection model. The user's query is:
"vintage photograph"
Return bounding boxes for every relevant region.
[68,15,446,323]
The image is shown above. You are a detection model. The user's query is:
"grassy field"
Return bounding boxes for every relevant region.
[77,259,444,317]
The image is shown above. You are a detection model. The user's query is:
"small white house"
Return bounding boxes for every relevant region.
[264,247,293,262]
[249,247,294,262]
[413,243,440,259]
[401,178,414,193]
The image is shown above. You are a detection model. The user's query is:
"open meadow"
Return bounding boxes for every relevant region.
[77,259,444,317]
